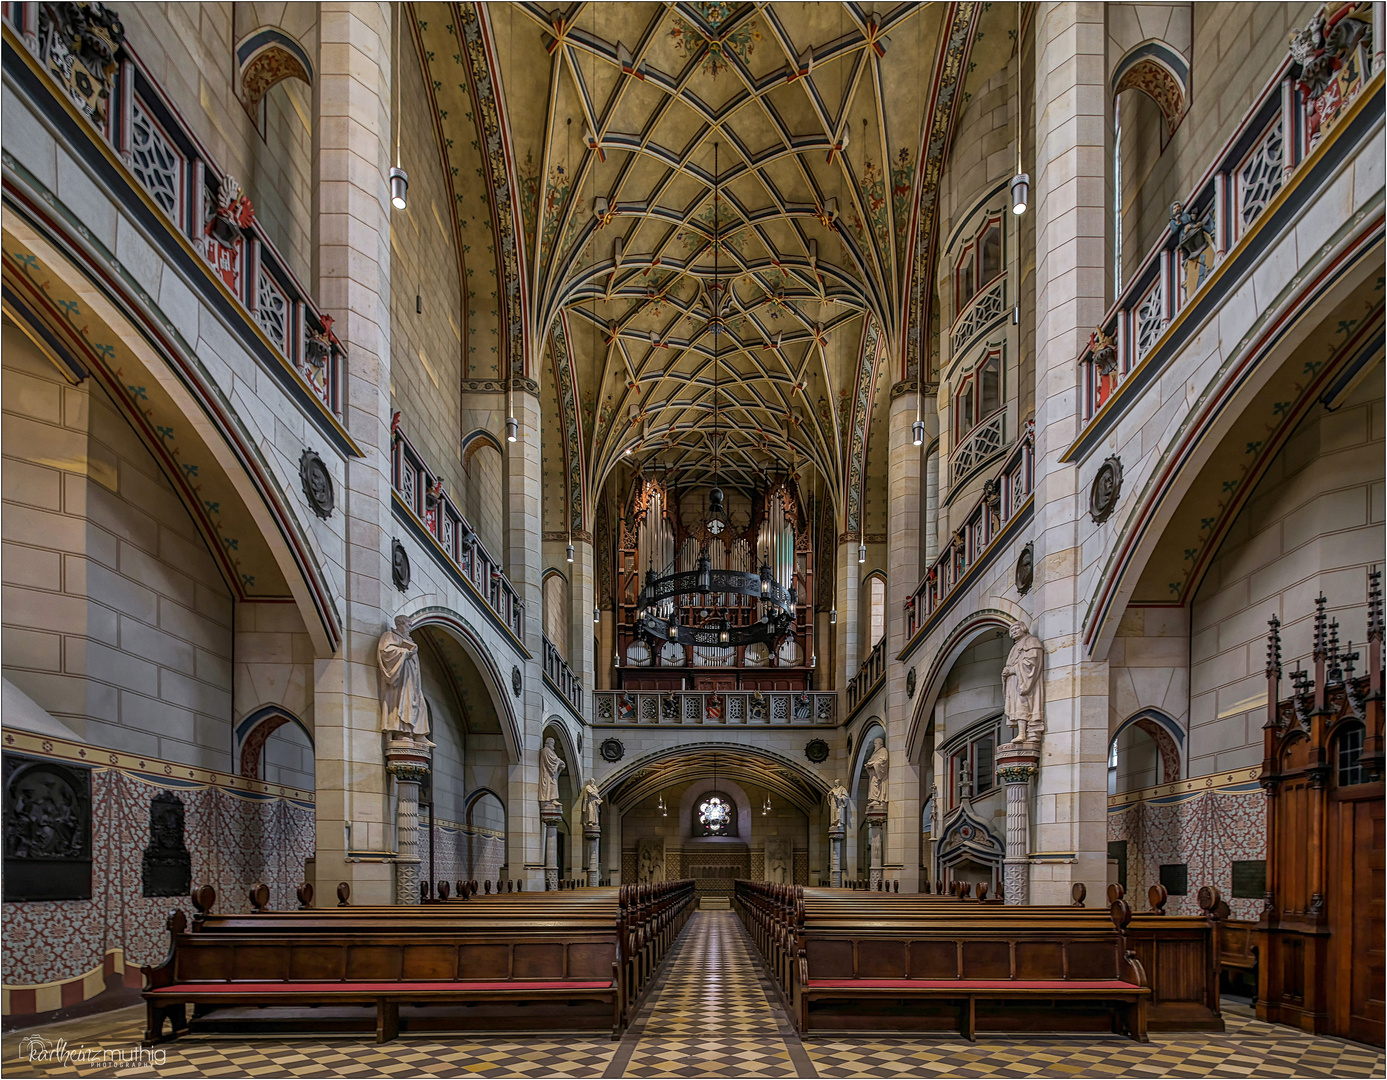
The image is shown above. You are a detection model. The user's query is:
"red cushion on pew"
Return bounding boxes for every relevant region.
[150,981,612,994]
[805,979,1140,991]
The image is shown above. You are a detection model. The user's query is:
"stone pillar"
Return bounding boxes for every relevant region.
[995,743,1041,905]
[310,2,397,904]
[834,539,861,683]
[866,808,887,889]
[829,827,845,888]
[386,736,431,905]
[541,805,562,891]
[886,385,924,892]
[585,828,601,887]
[569,537,595,715]
[1030,1,1111,904]
[507,389,546,889]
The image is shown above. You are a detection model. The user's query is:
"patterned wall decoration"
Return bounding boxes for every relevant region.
[1,731,313,1012]
[1107,767,1265,921]
[457,4,528,381]
[549,314,586,531]
[844,316,886,537]
[902,2,980,379]
[421,817,506,888]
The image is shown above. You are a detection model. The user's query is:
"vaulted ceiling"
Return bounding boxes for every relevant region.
[416,2,981,535]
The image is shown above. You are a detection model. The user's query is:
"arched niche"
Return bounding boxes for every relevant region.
[235,27,314,113]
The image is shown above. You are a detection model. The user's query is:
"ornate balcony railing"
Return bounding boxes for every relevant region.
[543,635,583,715]
[391,420,524,640]
[906,420,1035,641]
[3,3,345,424]
[593,690,836,726]
[846,637,886,713]
[1077,18,1379,432]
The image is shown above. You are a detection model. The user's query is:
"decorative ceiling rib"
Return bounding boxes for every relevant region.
[423,2,979,531]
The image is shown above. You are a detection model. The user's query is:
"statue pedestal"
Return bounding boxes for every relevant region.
[995,742,1041,906]
[865,806,887,889]
[828,827,845,888]
[541,804,563,891]
[385,735,432,905]
[584,828,600,887]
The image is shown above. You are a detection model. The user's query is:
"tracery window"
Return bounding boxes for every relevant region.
[954,217,1004,313]
[954,351,1001,438]
[694,793,735,837]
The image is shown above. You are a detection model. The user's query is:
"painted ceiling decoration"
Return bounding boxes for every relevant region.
[422,2,980,528]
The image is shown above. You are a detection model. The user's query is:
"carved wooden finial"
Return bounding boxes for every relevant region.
[249,883,270,912]
[1328,618,1344,683]
[1313,594,1329,660]
[295,883,314,910]
[1106,882,1126,904]
[336,881,351,906]
[1369,567,1383,643]
[191,885,216,916]
[1071,882,1087,907]
[1147,883,1168,914]
[1266,614,1282,678]
[438,881,450,900]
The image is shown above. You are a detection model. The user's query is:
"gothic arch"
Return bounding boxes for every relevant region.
[906,608,1022,760]
[1111,42,1189,137]
[235,27,314,112]
[235,705,313,780]
[1109,707,1184,785]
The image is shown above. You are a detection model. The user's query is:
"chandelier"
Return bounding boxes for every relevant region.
[631,143,795,649]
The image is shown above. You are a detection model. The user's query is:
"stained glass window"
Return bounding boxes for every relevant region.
[696,794,732,836]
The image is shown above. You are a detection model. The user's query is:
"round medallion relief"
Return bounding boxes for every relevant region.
[600,738,625,763]
[391,539,411,592]
[804,738,829,763]
[906,667,917,699]
[1089,456,1123,524]
[1015,542,1034,595]
[511,666,523,698]
[299,449,335,520]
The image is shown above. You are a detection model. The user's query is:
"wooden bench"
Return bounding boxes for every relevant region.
[141,880,695,1044]
[789,904,1149,1039]
[736,880,1225,1033]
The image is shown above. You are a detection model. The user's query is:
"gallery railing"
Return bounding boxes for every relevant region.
[593,690,836,726]
[543,635,583,715]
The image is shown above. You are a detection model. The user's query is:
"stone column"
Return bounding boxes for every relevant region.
[834,539,861,683]
[311,2,397,904]
[506,388,546,889]
[585,828,601,887]
[995,743,1041,905]
[1030,0,1111,904]
[569,536,595,714]
[541,805,562,891]
[829,826,845,888]
[886,385,924,892]
[385,736,431,905]
[866,807,887,889]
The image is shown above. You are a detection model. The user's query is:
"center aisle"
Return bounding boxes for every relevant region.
[604,910,817,1078]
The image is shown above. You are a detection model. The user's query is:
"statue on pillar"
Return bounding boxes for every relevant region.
[1002,621,1046,744]
[538,736,566,809]
[581,777,602,830]
[865,737,889,810]
[378,615,432,743]
[825,778,850,831]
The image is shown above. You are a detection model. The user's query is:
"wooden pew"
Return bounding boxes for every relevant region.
[734,880,1223,1037]
[142,880,695,1045]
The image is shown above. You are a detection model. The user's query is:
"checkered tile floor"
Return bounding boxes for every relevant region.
[3,912,1382,1078]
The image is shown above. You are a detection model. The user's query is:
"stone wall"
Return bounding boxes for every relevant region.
[389,27,467,501]
[1118,3,1317,286]
[2,326,234,771]
[1187,365,1384,776]
[119,4,318,284]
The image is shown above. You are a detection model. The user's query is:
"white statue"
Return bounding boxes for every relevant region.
[865,737,889,809]
[538,737,566,808]
[638,837,664,882]
[825,778,850,831]
[765,837,791,885]
[378,615,431,742]
[581,777,602,830]
[1002,620,1046,744]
